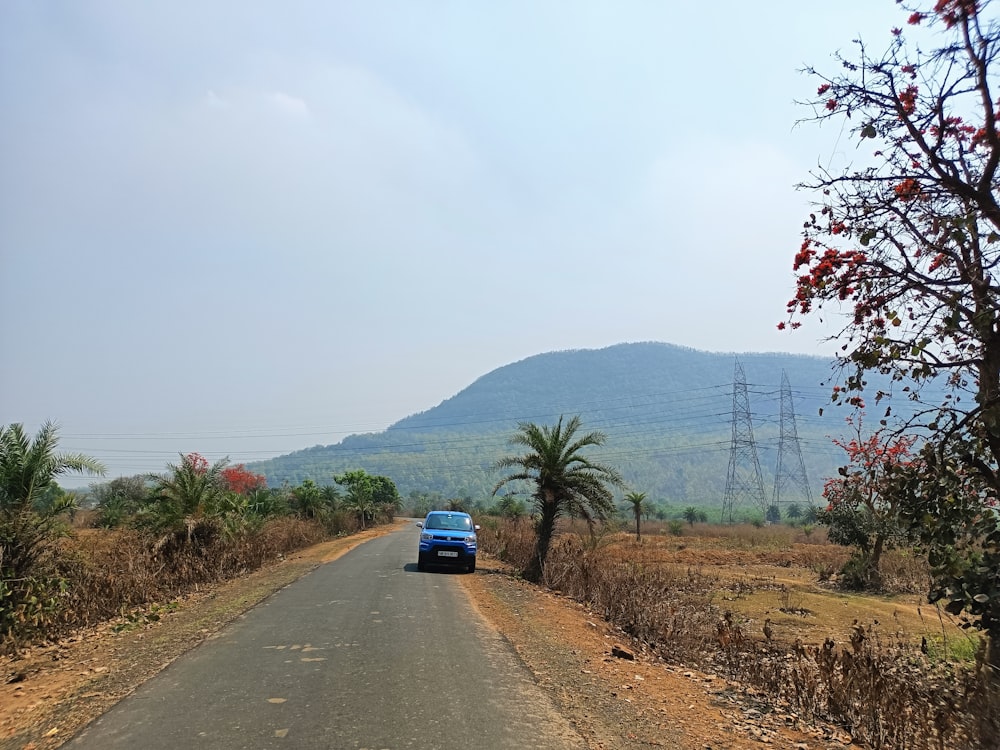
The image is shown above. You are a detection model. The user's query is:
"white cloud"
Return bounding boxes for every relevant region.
[268,90,309,118]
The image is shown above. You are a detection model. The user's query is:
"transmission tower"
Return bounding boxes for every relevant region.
[722,359,768,523]
[772,370,814,510]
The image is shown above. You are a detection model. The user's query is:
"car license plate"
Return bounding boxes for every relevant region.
[437,550,458,558]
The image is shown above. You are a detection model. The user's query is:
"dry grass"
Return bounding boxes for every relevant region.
[477,517,998,749]
[5,516,352,653]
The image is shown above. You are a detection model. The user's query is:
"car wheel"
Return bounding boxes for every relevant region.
[417,555,426,572]
[466,559,476,573]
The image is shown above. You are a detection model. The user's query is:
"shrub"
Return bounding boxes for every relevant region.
[480,517,997,747]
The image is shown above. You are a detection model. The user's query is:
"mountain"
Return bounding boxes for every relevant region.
[250,342,917,509]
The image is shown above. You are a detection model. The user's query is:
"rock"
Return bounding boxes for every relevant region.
[611,645,634,660]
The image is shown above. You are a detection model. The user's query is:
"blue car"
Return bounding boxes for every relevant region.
[417,511,479,573]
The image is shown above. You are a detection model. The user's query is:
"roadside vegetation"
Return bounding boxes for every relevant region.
[0,422,400,654]
[477,516,995,749]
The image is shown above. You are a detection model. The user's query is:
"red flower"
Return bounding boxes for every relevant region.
[908,12,925,24]
[894,178,922,200]
[221,464,267,494]
[185,452,209,475]
[826,98,838,111]
[934,0,979,28]
[817,83,831,95]
[899,85,918,115]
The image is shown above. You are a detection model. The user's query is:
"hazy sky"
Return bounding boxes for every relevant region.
[1,1,910,484]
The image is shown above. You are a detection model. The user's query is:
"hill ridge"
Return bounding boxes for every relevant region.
[251,342,897,510]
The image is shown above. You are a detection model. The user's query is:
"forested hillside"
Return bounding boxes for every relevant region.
[251,342,917,509]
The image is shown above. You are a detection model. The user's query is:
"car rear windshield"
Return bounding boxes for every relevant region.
[425,515,473,531]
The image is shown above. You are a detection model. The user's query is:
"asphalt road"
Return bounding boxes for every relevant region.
[67,524,585,749]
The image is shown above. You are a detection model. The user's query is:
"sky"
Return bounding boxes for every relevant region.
[0,1,912,486]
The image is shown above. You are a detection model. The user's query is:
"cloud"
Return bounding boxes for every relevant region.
[268,90,309,118]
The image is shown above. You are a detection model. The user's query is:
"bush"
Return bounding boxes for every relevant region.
[4,515,357,652]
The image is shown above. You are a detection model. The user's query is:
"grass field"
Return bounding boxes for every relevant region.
[477,517,996,748]
[599,521,976,659]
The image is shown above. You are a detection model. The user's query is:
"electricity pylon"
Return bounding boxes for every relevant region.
[722,359,768,523]
[772,370,813,509]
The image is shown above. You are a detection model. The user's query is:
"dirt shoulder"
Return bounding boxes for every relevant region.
[2,526,848,750]
[463,556,849,750]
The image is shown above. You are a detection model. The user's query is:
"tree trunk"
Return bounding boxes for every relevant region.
[867,534,885,590]
[977,632,1000,745]
[526,496,559,583]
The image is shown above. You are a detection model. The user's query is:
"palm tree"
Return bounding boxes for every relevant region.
[493,415,624,582]
[1,422,104,639]
[150,453,228,539]
[346,485,377,529]
[624,492,647,541]
[290,478,327,521]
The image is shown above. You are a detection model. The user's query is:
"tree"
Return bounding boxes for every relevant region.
[624,491,647,540]
[495,495,526,518]
[0,422,104,642]
[369,474,402,512]
[786,0,1000,668]
[335,470,400,529]
[289,479,327,521]
[682,506,699,526]
[220,464,267,495]
[897,431,1000,624]
[786,502,804,523]
[819,418,918,588]
[150,453,228,539]
[492,415,624,582]
[766,504,782,524]
[92,475,151,528]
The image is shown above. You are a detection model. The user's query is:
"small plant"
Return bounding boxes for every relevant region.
[112,601,180,633]
[922,633,981,665]
[777,585,811,616]
[667,520,683,536]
